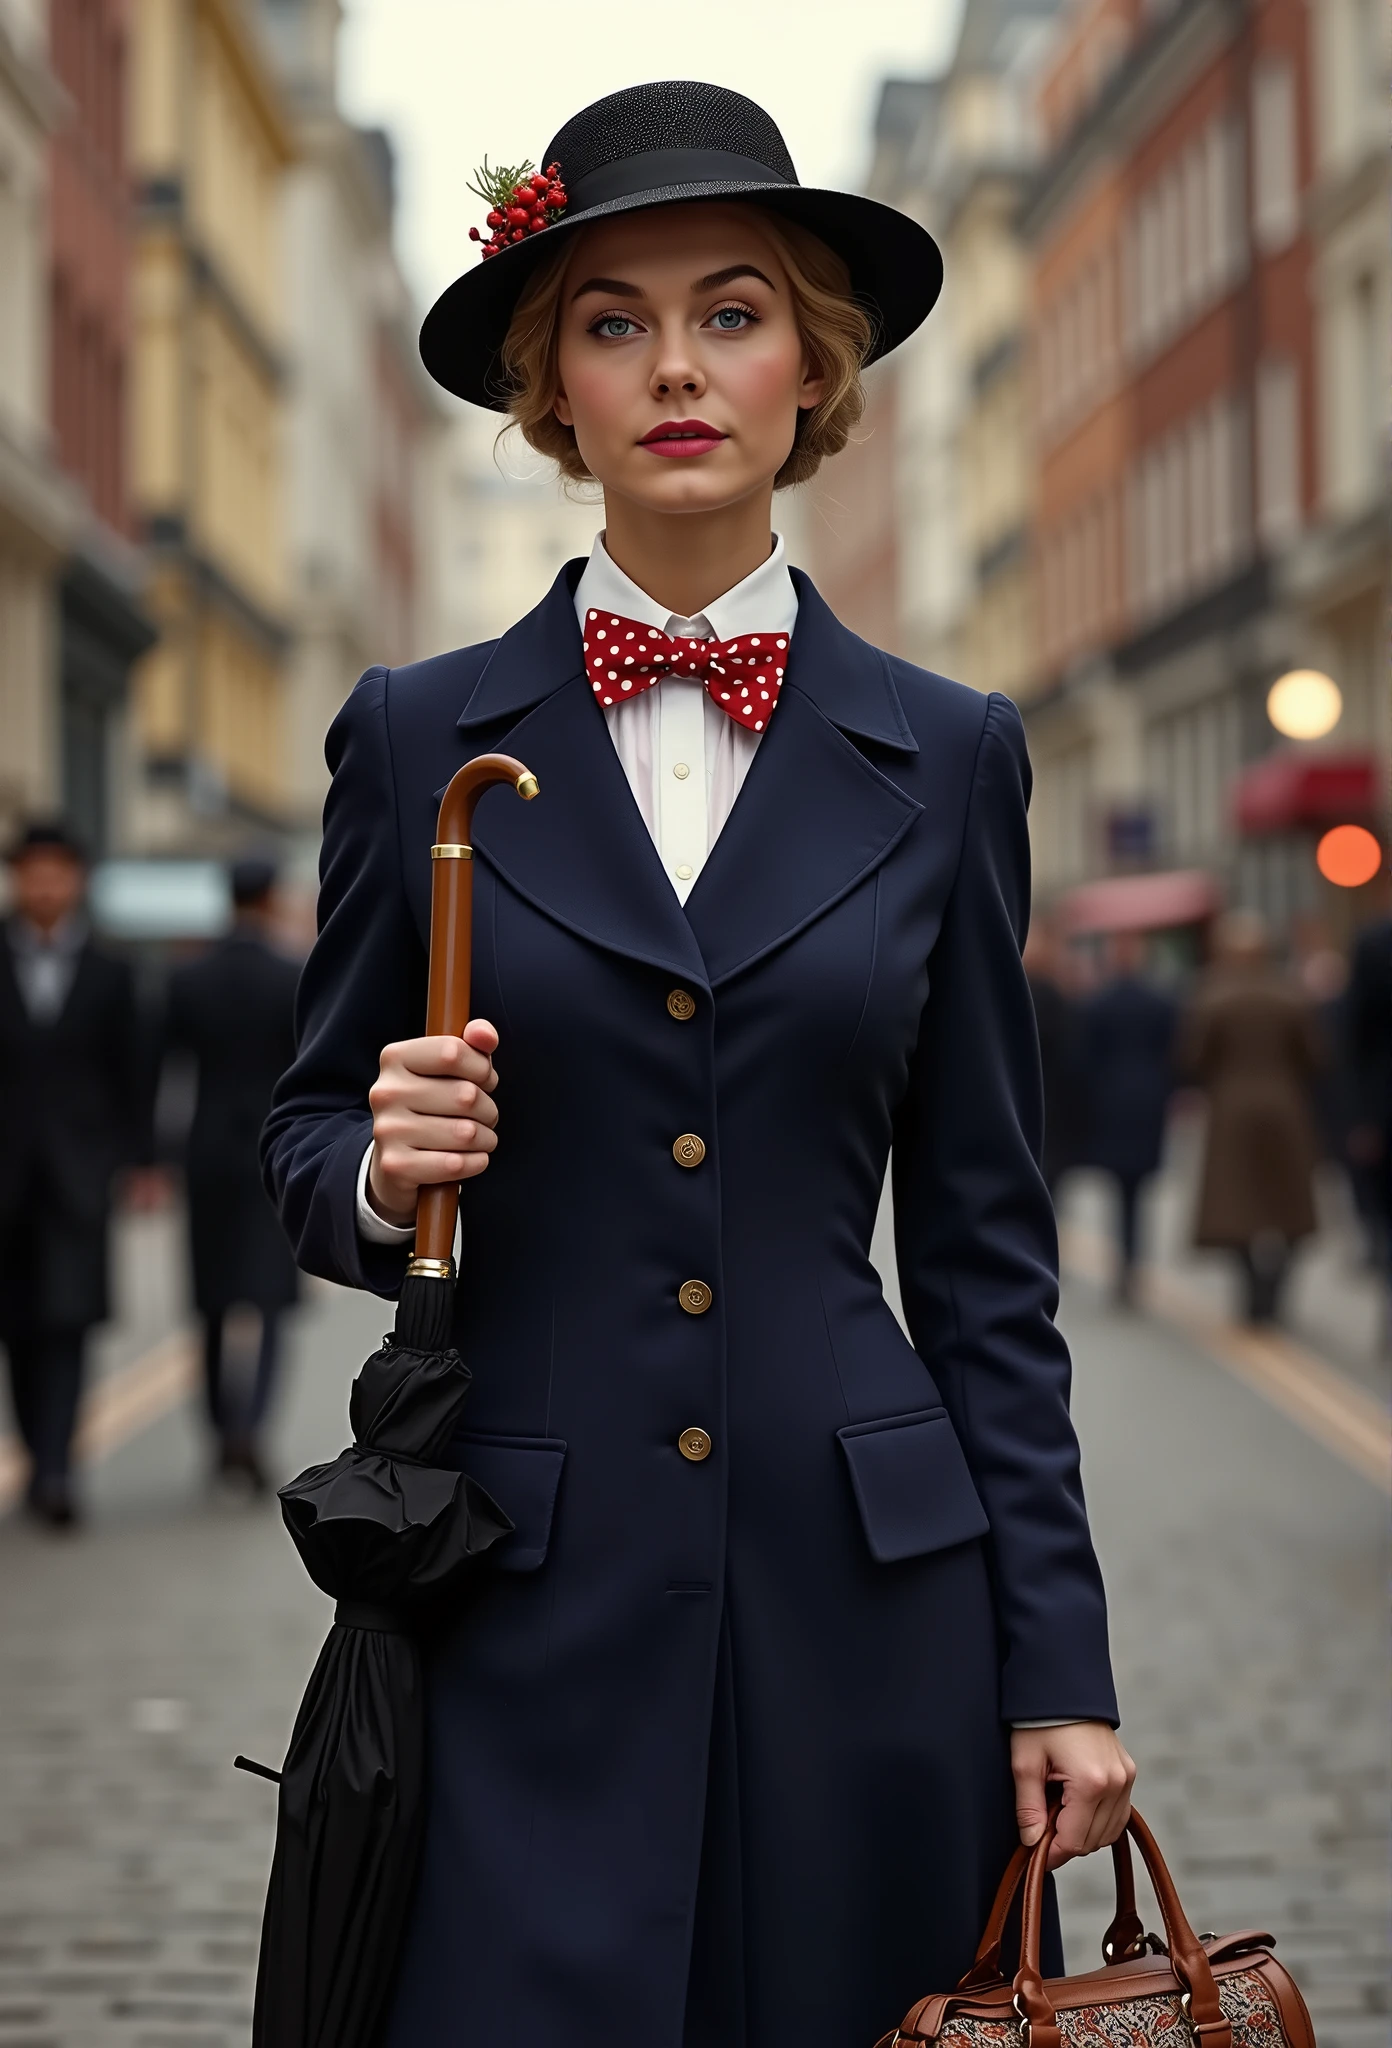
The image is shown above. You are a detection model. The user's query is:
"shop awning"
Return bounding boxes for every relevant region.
[1232,751,1381,835]
[1062,869,1221,935]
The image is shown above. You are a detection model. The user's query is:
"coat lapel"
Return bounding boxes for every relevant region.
[451,565,923,993]
[454,568,710,989]
[683,575,922,987]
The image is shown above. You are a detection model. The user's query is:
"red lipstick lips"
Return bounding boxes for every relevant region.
[639,419,728,458]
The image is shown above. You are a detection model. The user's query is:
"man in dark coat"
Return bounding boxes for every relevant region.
[164,858,300,1488]
[0,822,150,1525]
[1081,929,1177,1303]
[1024,916,1086,1197]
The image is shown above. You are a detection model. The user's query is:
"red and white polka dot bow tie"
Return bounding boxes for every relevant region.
[583,611,789,732]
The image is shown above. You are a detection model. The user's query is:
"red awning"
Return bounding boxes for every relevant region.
[1232,751,1381,835]
[1062,869,1221,935]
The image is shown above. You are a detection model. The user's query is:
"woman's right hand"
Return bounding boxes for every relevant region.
[366,1018,500,1228]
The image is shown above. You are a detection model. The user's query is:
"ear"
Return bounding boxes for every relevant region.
[553,385,574,428]
[797,351,827,412]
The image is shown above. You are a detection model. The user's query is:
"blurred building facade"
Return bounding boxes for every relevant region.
[1023,0,1325,909]
[803,0,1061,695]
[49,0,155,854]
[824,0,1388,935]
[431,407,601,655]
[1287,0,1388,774]
[127,0,296,850]
[0,0,77,842]
[258,0,444,850]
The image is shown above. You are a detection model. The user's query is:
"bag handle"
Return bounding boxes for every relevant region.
[957,1824,1149,1991]
[1013,1807,1233,2048]
[410,754,538,1274]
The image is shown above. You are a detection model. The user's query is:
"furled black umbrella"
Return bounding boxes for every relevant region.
[246,755,539,2048]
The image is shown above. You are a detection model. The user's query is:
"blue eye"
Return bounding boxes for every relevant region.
[593,314,639,338]
[710,305,754,330]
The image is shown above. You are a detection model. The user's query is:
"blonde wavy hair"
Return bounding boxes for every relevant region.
[497,208,874,489]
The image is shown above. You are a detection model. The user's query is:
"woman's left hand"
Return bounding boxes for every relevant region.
[1010,1722,1136,1869]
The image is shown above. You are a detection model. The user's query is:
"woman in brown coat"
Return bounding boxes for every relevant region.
[1182,910,1323,1322]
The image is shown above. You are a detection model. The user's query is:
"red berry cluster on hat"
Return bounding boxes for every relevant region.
[467,158,568,259]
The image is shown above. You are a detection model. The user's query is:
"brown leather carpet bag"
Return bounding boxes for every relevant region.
[876,1805,1315,2048]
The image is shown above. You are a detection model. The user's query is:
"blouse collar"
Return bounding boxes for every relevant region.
[573,531,798,643]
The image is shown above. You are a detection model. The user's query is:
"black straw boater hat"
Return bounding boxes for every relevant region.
[420,79,944,411]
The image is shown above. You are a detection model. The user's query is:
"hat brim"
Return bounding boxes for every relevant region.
[419,180,943,410]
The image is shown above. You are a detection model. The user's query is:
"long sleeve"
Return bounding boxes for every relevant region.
[890,693,1117,1726]
[261,667,427,1296]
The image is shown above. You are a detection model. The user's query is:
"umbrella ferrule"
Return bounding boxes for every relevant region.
[431,842,472,859]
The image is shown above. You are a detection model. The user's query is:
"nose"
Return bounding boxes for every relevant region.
[649,323,705,402]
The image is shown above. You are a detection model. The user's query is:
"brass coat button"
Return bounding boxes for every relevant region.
[672,1133,706,1168]
[678,1279,713,1315]
[666,988,696,1021]
[678,1427,712,1462]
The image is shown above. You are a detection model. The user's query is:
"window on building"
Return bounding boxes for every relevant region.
[1158,170,1183,336]
[1251,59,1299,251]
[1079,265,1098,390]
[1098,241,1118,374]
[1206,115,1248,288]
[1038,314,1056,430]
[1208,396,1230,569]
[1352,271,1382,504]
[1186,410,1212,584]
[1121,214,1141,359]
[1143,448,1165,612]
[1182,140,1207,312]
[1163,433,1187,605]
[1256,355,1301,545]
[1138,193,1160,353]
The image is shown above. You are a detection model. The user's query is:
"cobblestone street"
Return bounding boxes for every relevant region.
[0,1205,1386,2048]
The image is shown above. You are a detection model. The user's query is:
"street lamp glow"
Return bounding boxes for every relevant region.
[1316,824,1383,889]
[1267,669,1343,740]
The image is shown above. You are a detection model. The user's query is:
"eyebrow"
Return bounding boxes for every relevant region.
[569,263,778,304]
[570,275,645,302]
[693,264,776,293]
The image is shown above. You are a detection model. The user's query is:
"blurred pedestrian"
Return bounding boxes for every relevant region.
[0,822,152,1526]
[1181,910,1323,1324]
[1082,930,1177,1305]
[163,857,300,1490]
[1345,912,1392,1287]
[1024,915,1086,1199]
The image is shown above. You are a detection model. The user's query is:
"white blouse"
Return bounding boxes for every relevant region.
[356,533,798,1245]
[575,532,798,905]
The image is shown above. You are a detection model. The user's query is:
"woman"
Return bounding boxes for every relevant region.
[264,80,1133,2048]
[1183,909,1323,1323]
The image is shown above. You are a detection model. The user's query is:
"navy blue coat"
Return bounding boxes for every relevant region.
[263,566,1117,2048]
[1082,978,1177,1182]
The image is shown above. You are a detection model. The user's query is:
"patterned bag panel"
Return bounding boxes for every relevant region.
[933,1968,1286,2048]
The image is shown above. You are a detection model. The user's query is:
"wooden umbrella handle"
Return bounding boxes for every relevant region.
[409,754,539,1273]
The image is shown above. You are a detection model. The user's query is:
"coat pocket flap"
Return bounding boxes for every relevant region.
[837,1408,988,1564]
[449,1432,567,1572]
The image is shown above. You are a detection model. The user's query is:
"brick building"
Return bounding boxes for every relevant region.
[1020,0,1383,923]
[49,0,154,851]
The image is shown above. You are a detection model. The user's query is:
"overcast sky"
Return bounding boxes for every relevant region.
[339,0,961,307]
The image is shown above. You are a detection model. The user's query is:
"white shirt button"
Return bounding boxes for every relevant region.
[675,863,693,881]
[673,762,690,780]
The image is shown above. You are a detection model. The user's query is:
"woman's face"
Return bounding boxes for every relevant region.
[552,203,825,517]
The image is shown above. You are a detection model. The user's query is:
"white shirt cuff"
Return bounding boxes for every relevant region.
[1011,1719,1092,1730]
[355,1141,415,1245]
